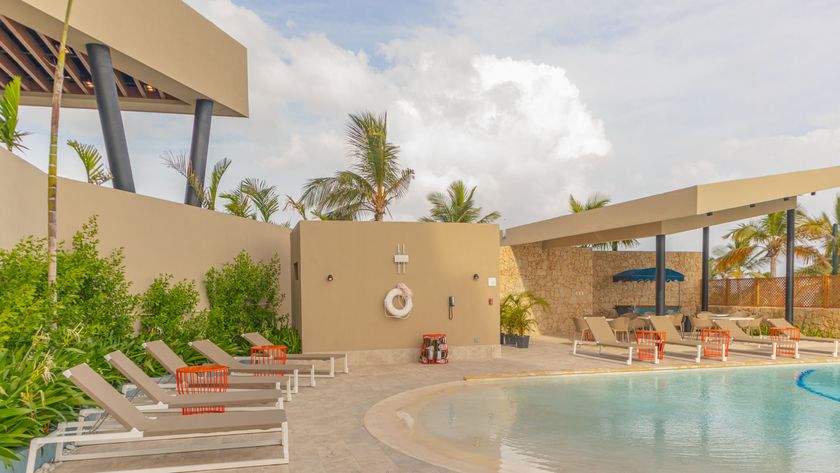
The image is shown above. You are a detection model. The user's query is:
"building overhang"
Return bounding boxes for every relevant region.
[502,165,840,248]
[0,0,248,117]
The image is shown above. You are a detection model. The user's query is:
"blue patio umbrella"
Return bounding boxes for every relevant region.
[612,268,685,283]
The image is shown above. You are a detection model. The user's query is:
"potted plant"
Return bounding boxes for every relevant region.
[501,291,549,348]
[500,294,518,345]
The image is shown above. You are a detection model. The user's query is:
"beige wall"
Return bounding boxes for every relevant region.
[0,151,291,314]
[592,251,702,317]
[499,245,703,337]
[292,221,500,356]
[499,244,593,338]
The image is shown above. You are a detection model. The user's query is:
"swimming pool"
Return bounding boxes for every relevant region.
[414,365,840,472]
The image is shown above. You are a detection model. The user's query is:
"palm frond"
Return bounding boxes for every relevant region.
[241,178,280,223]
[161,150,206,207]
[206,158,231,211]
[67,140,111,185]
[0,77,28,152]
[220,188,255,219]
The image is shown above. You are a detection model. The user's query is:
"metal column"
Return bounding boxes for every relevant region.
[86,44,134,192]
[701,226,710,312]
[656,234,666,315]
[785,209,795,323]
[185,99,214,206]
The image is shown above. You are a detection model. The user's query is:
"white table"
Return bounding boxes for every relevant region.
[711,316,754,321]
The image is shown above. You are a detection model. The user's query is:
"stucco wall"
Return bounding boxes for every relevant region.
[292,221,500,359]
[499,244,593,338]
[499,245,703,337]
[0,151,291,315]
[710,305,840,337]
[592,251,702,317]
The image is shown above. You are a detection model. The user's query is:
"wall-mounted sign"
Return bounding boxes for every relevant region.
[487,277,497,287]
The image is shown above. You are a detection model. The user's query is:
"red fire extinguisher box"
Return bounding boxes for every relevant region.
[420,333,449,364]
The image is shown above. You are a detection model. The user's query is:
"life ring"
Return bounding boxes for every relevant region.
[385,283,413,319]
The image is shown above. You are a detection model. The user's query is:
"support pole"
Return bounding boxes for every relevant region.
[656,234,666,315]
[185,99,214,206]
[785,208,795,323]
[702,226,710,312]
[86,44,134,192]
[832,223,838,276]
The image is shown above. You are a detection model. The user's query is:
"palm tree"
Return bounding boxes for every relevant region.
[721,210,822,277]
[0,76,28,152]
[220,188,255,219]
[420,180,500,223]
[241,178,280,223]
[67,140,111,185]
[47,0,74,294]
[712,238,761,278]
[162,151,231,210]
[568,193,638,251]
[798,195,840,274]
[301,112,414,221]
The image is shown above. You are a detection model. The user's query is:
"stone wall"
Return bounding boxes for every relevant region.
[592,251,702,317]
[499,244,593,338]
[499,245,703,338]
[709,305,840,337]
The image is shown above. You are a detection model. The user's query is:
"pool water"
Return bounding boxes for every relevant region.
[418,365,840,472]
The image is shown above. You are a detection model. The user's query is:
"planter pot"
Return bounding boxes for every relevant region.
[515,335,530,348]
[500,332,506,345]
[506,334,519,346]
[3,443,57,473]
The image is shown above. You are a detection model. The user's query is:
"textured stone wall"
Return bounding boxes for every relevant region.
[709,305,840,337]
[593,251,702,317]
[499,245,703,338]
[499,244,593,338]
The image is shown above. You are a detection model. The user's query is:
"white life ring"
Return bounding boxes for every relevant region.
[385,283,413,319]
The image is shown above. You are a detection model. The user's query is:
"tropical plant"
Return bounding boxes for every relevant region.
[420,180,500,223]
[301,112,414,221]
[162,151,232,210]
[568,193,638,250]
[798,195,840,275]
[47,0,74,296]
[0,76,28,152]
[204,251,287,348]
[220,188,256,219]
[241,178,280,223]
[67,140,111,185]
[500,291,549,336]
[720,210,821,277]
[711,238,762,278]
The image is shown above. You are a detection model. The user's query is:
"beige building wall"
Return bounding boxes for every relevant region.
[292,221,500,363]
[0,152,291,314]
[499,244,703,337]
[499,244,593,338]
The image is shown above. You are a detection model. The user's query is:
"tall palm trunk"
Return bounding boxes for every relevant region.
[47,0,74,298]
[770,256,777,278]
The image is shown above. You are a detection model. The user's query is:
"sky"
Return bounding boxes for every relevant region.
[13,0,840,252]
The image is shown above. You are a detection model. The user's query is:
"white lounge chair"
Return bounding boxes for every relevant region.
[573,316,658,366]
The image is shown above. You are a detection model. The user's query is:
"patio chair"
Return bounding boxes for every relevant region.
[649,316,728,362]
[608,316,631,343]
[241,332,348,377]
[714,319,789,359]
[689,313,714,339]
[143,340,293,400]
[24,363,288,473]
[573,317,658,366]
[572,317,592,341]
[190,339,317,390]
[766,319,838,357]
[105,350,286,410]
[670,313,685,336]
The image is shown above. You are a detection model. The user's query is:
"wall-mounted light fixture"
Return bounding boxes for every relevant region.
[326,274,334,282]
[811,191,817,196]
[473,273,480,281]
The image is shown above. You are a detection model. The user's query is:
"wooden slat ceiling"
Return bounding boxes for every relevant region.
[0,15,181,103]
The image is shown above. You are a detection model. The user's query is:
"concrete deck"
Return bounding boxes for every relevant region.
[48,335,840,473]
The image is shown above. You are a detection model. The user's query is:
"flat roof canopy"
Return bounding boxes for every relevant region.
[0,0,248,117]
[501,165,840,248]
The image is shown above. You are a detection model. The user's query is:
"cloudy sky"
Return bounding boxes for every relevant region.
[14,0,840,251]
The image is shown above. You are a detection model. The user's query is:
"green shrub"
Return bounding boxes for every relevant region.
[204,251,288,351]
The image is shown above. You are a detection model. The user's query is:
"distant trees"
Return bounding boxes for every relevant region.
[421,180,500,223]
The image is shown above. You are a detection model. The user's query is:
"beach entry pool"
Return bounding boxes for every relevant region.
[413,365,840,472]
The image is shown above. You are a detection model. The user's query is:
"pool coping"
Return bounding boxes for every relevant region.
[365,357,840,473]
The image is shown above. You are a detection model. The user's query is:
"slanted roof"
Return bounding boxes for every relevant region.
[0,0,248,117]
[501,165,840,248]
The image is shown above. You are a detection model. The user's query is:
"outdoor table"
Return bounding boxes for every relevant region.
[710,316,754,321]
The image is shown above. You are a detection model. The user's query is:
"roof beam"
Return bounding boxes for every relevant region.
[0,24,49,92]
[0,54,33,90]
[36,31,89,95]
[0,16,71,94]
[135,79,147,98]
